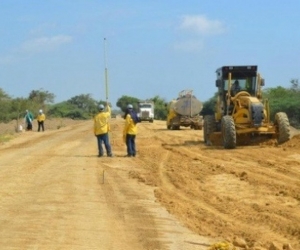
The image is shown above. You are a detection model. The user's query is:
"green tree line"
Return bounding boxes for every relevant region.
[0,89,168,122]
[1,80,300,128]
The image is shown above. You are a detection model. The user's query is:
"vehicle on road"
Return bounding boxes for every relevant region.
[138,101,154,123]
[203,65,291,148]
[166,90,203,130]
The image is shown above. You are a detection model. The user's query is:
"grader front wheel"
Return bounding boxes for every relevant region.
[221,115,236,149]
[275,112,290,144]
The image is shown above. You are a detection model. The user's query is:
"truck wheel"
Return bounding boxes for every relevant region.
[195,124,202,130]
[275,112,290,144]
[221,115,236,149]
[192,124,198,130]
[172,125,180,130]
[203,115,216,144]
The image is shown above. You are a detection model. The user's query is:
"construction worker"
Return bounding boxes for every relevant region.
[37,109,46,132]
[123,104,140,157]
[94,103,113,157]
[231,80,241,96]
[24,110,34,131]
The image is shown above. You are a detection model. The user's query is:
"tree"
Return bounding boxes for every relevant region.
[27,89,55,115]
[116,95,168,120]
[46,93,109,119]
[0,89,12,122]
[201,93,218,116]
[67,94,98,114]
[0,88,11,100]
[290,78,299,91]
[263,80,300,128]
[47,94,103,119]
[10,97,30,120]
[116,95,140,112]
[28,89,55,104]
[149,95,168,120]
[48,101,74,117]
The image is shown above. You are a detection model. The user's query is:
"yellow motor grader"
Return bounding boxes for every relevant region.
[203,65,290,149]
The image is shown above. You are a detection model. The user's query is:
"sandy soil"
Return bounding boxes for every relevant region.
[0,118,299,250]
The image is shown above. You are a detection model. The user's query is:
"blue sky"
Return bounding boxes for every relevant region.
[1,1,300,108]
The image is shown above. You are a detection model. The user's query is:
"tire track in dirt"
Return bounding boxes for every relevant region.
[112,122,215,249]
[97,163,163,250]
[169,140,300,245]
[137,121,300,249]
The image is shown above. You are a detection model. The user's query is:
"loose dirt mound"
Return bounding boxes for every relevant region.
[132,121,300,249]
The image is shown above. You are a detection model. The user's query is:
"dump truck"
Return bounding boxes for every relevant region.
[167,90,203,130]
[138,100,154,123]
[203,65,291,149]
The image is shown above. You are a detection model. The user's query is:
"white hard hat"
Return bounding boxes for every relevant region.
[98,104,104,111]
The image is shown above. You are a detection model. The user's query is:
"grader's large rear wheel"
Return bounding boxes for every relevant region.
[275,112,290,144]
[203,115,216,145]
[221,115,236,149]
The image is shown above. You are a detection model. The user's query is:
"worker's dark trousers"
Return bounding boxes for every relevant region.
[38,121,44,132]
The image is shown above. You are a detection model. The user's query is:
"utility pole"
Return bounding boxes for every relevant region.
[104,38,109,102]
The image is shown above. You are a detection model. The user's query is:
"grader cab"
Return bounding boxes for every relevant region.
[204,65,290,149]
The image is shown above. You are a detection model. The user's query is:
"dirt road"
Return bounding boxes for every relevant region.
[0,118,299,250]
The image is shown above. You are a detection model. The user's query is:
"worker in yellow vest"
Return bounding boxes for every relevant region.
[37,109,46,132]
[94,103,113,157]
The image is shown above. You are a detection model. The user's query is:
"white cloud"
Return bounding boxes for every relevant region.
[20,35,73,54]
[179,15,226,35]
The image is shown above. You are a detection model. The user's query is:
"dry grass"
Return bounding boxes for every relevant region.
[0,118,85,142]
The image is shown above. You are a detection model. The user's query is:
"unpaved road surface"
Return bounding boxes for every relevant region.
[0,118,300,250]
